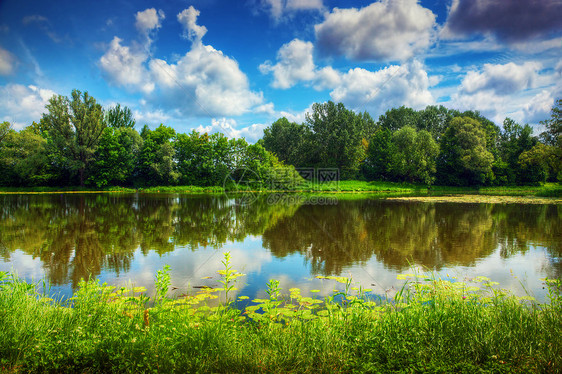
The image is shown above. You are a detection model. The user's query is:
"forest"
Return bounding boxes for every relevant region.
[0,89,560,188]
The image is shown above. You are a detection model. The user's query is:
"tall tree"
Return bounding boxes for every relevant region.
[40,89,106,186]
[261,117,311,167]
[436,117,494,186]
[305,101,376,178]
[86,127,143,187]
[378,106,419,132]
[391,126,439,185]
[362,129,395,181]
[497,118,537,184]
[539,98,562,181]
[105,104,136,129]
[136,124,178,186]
[0,121,11,144]
[0,126,54,186]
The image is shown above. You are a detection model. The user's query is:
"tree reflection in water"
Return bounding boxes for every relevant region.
[0,194,560,288]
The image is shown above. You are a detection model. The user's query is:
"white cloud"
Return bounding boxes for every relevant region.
[315,0,436,61]
[260,39,435,117]
[132,108,172,126]
[260,0,324,21]
[459,62,541,96]
[135,8,165,35]
[259,39,316,89]
[0,84,56,129]
[98,36,154,94]
[99,7,265,118]
[0,46,16,76]
[177,6,207,42]
[148,43,264,116]
[329,60,434,116]
[449,62,558,125]
[522,90,555,124]
[195,118,267,143]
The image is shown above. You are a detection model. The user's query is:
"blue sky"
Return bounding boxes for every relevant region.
[0,0,561,142]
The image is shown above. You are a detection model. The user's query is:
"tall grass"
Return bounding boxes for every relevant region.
[1,259,561,373]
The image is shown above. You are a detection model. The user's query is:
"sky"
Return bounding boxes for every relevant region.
[0,0,561,142]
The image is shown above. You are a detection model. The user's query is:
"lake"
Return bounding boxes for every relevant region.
[0,193,560,302]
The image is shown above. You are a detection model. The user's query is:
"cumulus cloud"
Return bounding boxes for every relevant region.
[449,62,553,124]
[195,118,267,143]
[443,0,562,43]
[99,36,154,94]
[459,62,541,96]
[522,90,556,124]
[329,60,434,115]
[260,40,434,116]
[315,0,436,61]
[259,39,316,89]
[177,6,208,42]
[259,0,324,21]
[148,43,264,116]
[0,84,56,129]
[99,7,265,118]
[135,8,165,35]
[0,46,16,75]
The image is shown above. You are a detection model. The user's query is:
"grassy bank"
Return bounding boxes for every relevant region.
[1,256,561,373]
[0,181,560,198]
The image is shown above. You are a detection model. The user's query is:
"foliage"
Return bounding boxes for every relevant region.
[104,103,135,129]
[86,127,142,187]
[260,117,311,167]
[437,116,495,186]
[0,126,54,186]
[40,89,106,186]
[305,101,376,179]
[0,265,560,373]
[0,121,11,144]
[539,98,562,182]
[135,124,179,186]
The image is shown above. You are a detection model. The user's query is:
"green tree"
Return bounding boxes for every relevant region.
[539,98,562,181]
[497,118,537,184]
[305,101,376,178]
[175,131,218,186]
[40,89,106,186]
[363,129,395,181]
[518,143,551,184]
[436,117,494,186]
[378,106,419,133]
[391,126,439,185]
[261,117,311,167]
[86,127,143,187]
[0,121,11,144]
[416,105,455,140]
[136,125,178,186]
[0,126,54,186]
[105,104,136,129]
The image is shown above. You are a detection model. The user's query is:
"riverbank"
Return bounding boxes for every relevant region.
[1,260,561,373]
[0,181,560,198]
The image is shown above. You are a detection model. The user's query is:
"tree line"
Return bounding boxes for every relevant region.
[0,89,300,188]
[261,100,562,186]
[0,89,560,187]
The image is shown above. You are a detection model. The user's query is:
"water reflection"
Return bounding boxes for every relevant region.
[262,201,561,276]
[0,194,560,290]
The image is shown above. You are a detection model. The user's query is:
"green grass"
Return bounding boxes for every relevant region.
[1,257,561,373]
[1,181,560,197]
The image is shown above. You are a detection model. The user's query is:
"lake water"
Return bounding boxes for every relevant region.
[1,193,560,302]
